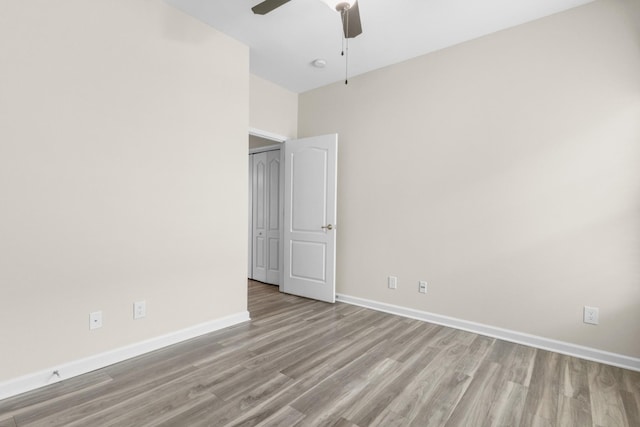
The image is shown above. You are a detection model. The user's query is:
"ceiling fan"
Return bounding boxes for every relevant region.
[251,0,363,39]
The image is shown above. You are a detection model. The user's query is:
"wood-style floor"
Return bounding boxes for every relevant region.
[1,281,639,426]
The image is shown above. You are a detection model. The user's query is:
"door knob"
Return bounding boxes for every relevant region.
[321,224,333,230]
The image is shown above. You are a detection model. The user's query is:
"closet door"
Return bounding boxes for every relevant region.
[265,150,281,284]
[251,150,281,285]
[252,152,268,283]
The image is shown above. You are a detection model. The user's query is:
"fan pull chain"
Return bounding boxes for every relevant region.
[343,8,349,84]
[345,38,349,85]
[341,22,345,57]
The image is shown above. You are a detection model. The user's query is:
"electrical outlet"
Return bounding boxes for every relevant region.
[419,281,427,294]
[388,276,397,289]
[134,300,146,319]
[583,306,599,325]
[89,311,103,330]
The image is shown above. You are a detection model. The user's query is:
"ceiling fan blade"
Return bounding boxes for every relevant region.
[342,1,362,38]
[252,0,291,15]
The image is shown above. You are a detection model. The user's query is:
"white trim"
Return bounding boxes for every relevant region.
[248,154,253,278]
[0,311,250,401]
[336,293,640,372]
[278,147,285,293]
[248,127,289,143]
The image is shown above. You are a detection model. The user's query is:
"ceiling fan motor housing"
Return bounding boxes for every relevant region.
[335,1,354,11]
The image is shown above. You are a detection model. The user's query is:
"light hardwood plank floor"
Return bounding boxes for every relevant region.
[1,280,639,426]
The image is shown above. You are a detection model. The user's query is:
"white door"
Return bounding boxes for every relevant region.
[265,150,282,285]
[283,134,337,303]
[251,150,281,285]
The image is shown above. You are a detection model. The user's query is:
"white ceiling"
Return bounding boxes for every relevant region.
[166,0,595,93]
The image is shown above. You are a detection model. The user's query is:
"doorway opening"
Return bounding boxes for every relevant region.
[248,130,338,303]
[248,130,286,291]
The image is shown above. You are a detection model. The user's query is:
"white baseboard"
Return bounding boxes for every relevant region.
[0,311,250,401]
[336,293,640,372]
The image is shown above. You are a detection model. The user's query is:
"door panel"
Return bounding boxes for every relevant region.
[268,238,279,270]
[284,134,337,303]
[290,241,326,281]
[265,151,281,284]
[268,158,280,231]
[251,152,267,282]
[291,149,327,232]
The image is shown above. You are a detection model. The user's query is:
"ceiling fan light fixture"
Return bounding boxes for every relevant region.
[312,58,327,68]
[320,0,356,11]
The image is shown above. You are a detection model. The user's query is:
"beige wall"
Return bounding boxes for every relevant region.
[0,0,248,381]
[250,74,298,139]
[299,0,640,358]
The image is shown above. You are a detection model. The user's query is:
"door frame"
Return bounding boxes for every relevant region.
[248,128,288,292]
